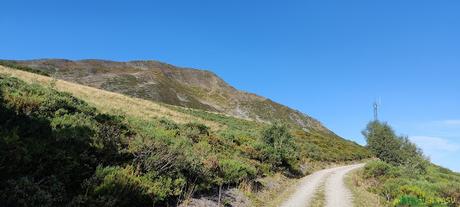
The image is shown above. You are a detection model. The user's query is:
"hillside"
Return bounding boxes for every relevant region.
[347,121,460,207]
[1,59,330,133]
[0,65,370,206]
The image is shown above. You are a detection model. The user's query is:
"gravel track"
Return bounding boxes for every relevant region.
[279,163,364,207]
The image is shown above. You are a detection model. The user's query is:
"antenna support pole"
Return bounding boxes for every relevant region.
[373,102,379,121]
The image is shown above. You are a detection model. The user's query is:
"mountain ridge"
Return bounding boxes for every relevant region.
[2,59,334,135]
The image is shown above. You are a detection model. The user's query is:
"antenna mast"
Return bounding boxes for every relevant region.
[373,101,379,121]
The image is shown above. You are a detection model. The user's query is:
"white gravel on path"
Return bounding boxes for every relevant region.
[279,163,364,207]
[324,164,364,207]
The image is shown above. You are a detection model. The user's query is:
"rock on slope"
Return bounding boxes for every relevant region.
[7,59,331,133]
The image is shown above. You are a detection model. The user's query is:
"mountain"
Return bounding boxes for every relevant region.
[5,59,331,133]
[0,63,370,206]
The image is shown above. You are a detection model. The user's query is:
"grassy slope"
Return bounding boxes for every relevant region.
[0,65,221,129]
[0,65,371,206]
[5,59,331,133]
[0,65,370,162]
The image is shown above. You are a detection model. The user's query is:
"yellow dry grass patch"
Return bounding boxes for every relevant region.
[0,66,222,129]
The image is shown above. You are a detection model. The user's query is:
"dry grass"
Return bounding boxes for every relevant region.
[0,66,222,129]
[310,182,326,207]
[248,173,299,207]
[345,168,386,207]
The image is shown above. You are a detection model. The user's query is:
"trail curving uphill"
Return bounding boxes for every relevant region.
[280,163,364,207]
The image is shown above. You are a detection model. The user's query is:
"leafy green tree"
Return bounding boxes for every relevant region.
[362,121,403,165]
[363,121,427,173]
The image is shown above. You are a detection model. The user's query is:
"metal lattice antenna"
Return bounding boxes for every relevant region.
[373,99,380,121]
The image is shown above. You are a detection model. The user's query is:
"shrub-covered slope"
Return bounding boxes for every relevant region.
[1,59,331,134]
[361,161,460,207]
[358,121,460,207]
[0,67,370,206]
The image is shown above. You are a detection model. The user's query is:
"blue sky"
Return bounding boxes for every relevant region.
[1,0,459,172]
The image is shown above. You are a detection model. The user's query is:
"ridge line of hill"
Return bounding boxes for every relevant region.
[0,59,335,137]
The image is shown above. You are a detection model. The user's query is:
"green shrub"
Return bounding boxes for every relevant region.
[159,118,179,130]
[397,185,451,207]
[260,124,300,175]
[364,165,459,207]
[399,137,429,175]
[0,176,65,207]
[182,122,209,142]
[394,195,424,207]
[93,114,130,163]
[364,160,399,179]
[75,165,185,206]
[219,159,256,184]
[132,137,188,175]
[378,178,409,201]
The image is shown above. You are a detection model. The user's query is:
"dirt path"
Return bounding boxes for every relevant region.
[324,164,364,207]
[279,163,364,207]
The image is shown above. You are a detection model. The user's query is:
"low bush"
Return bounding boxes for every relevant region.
[363,160,399,179]
[0,176,65,207]
[73,165,186,206]
[182,122,209,142]
[218,158,257,184]
[260,124,301,175]
[393,195,424,207]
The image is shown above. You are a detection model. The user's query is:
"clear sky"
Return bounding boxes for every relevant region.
[1,0,459,172]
